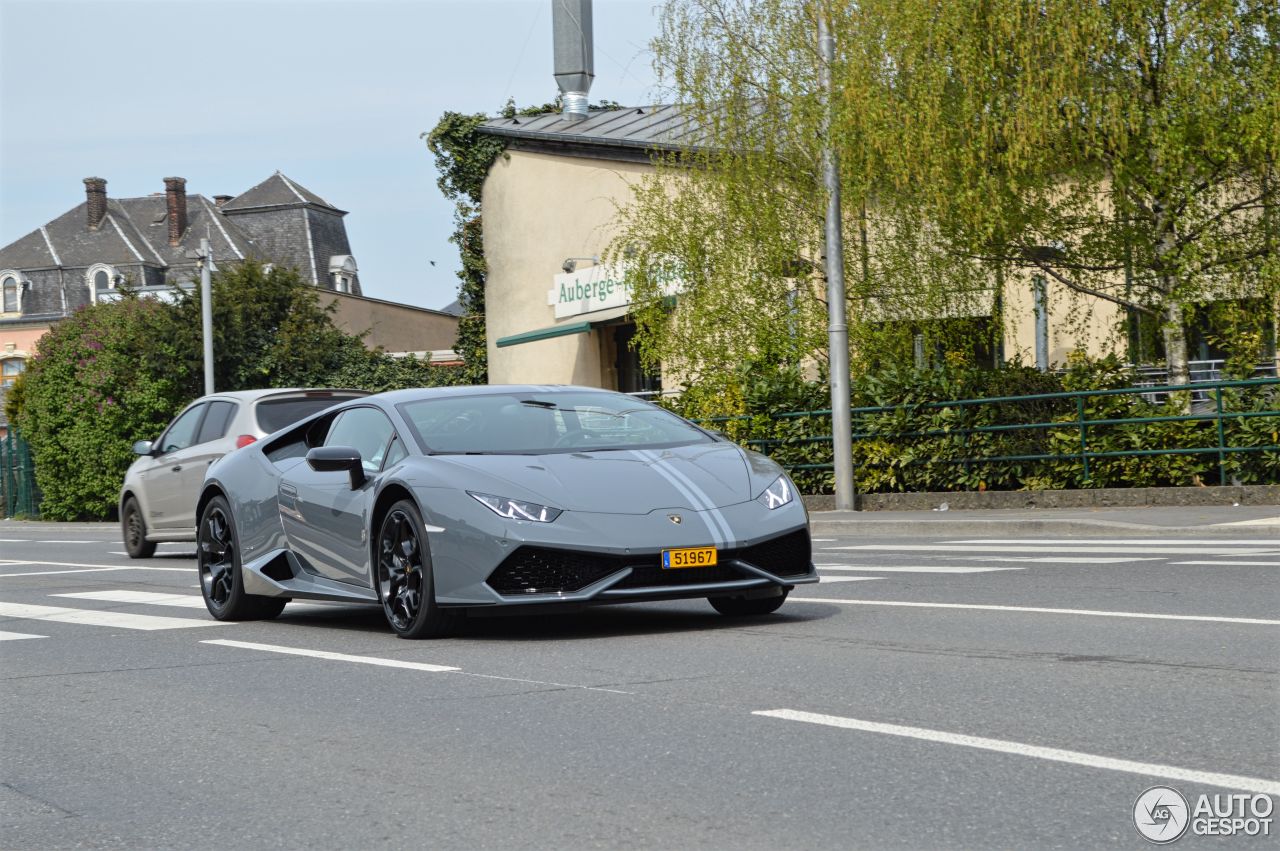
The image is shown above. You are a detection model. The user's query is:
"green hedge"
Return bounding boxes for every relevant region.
[664,358,1280,495]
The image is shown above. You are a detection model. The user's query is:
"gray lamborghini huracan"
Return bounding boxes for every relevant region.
[197,385,817,638]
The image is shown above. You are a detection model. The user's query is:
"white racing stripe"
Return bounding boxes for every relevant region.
[0,601,227,630]
[202,639,459,671]
[788,597,1280,625]
[753,709,1280,796]
[0,630,46,641]
[637,449,736,546]
[835,544,1280,556]
[632,450,727,547]
[818,564,1021,574]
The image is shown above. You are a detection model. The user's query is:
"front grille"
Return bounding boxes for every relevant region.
[486,528,811,596]
[486,547,625,595]
[613,562,744,589]
[733,528,811,577]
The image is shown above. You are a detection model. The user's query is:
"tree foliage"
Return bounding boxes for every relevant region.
[617,0,1280,394]
[13,262,462,519]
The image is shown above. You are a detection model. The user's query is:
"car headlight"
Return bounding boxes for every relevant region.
[469,492,563,523]
[757,475,794,510]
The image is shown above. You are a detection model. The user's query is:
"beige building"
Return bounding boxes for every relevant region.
[475,108,1274,389]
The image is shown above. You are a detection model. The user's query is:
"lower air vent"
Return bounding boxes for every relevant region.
[734,528,811,577]
[486,548,625,595]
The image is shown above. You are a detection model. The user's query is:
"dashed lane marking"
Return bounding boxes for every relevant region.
[945,538,1280,546]
[53,590,207,608]
[754,709,1280,796]
[1173,560,1280,567]
[817,564,1021,573]
[834,544,1280,556]
[0,601,228,630]
[0,630,46,641]
[955,556,1163,564]
[788,597,1280,626]
[819,576,881,583]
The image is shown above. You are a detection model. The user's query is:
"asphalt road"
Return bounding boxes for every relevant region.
[1,522,1277,849]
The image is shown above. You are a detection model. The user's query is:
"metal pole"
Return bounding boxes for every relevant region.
[200,237,214,395]
[818,12,854,511]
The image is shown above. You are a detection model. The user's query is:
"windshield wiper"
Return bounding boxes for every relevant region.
[521,400,558,409]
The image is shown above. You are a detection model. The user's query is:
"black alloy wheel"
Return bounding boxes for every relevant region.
[709,588,789,617]
[121,497,156,559]
[376,500,458,639]
[197,495,285,621]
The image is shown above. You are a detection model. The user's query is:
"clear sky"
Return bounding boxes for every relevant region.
[0,0,662,311]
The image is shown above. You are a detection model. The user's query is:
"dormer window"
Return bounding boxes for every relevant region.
[1,271,20,313]
[327,255,357,294]
[86,263,118,303]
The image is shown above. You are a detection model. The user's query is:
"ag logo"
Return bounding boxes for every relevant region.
[1134,786,1190,844]
[667,514,682,525]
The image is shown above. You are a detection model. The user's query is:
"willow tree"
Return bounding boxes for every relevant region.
[836,0,1280,384]
[616,0,1279,390]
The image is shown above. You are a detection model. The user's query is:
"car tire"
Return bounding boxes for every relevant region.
[121,497,157,559]
[198,495,286,621]
[375,499,459,639]
[709,589,789,617]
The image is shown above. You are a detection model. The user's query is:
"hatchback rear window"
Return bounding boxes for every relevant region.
[255,395,365,434]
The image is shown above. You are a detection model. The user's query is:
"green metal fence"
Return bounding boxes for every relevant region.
[1,428,41,518]
[696,376,1280,489]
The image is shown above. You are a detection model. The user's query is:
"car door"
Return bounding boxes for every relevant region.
[145,402,208,530]
[278,406,397,586]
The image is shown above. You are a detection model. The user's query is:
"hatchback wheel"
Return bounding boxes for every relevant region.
[709,589,789,617]
[121,497,156,559]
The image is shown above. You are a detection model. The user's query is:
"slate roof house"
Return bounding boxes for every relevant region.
[0,172,458,434]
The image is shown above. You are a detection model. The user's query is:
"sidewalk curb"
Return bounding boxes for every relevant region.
[808,515,1280,538]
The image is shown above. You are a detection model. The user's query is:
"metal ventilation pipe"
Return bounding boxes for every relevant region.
[553,0,594,120]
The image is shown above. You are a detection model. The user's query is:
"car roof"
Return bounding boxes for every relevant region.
[194,388,370,404]
[372,385,633,405]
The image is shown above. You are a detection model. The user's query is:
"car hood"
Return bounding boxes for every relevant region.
[426,443,758,514]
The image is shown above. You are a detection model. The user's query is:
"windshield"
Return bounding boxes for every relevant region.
[397,391,713,455]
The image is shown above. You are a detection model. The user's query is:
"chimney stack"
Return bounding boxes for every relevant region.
[553,0,594,121]
[84,177,107,230]
[213,194,232,208]
[164,177,188,245]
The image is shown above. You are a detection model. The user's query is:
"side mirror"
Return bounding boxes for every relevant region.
[306,446,366,489]
[132,440,154,456]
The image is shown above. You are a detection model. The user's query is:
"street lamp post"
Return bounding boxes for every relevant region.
[818,12,854,511]
[197,238,216,395]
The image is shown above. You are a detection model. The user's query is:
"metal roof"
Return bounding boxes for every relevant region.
[477,105,705,155]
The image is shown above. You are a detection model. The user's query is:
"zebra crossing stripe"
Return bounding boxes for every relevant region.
[0,601,227,630]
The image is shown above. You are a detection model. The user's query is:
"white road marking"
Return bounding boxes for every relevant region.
[946,538,1280,546]
[956,556,1163,564]
[0,557,190,570]
[1173,560,1280,567]
[202,640,633,694]
[36,540,97,544]
[835,544,1280,556]
[753,709,1280,796]
[811,538,835,542]
[818,564,1021,574]
[0,602,227,630]
[53,590,207,608]
[819,576,881,583]
[202,639,461,672]
[1216,518,1280,527]
[0,566,191,577]
[109,551,194,557]
[0,630,46,641]
[789,598,1280,625]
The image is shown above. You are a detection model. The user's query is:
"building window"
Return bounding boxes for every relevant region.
[1,357,24,387]
[1,272,19,313]
[86,264,118,303]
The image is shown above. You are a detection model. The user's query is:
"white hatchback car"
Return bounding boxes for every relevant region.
[120,388,368,557]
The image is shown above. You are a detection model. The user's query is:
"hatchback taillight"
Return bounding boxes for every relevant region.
[235,434,258,449]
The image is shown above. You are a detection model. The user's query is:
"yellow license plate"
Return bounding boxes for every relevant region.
[662,547,718,569]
